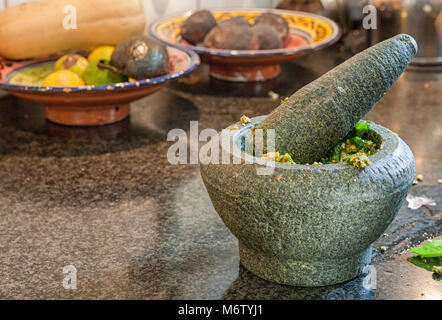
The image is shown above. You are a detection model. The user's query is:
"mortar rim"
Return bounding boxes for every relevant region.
[219,115,397,172]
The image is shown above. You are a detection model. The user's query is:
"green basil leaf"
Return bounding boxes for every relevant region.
[354,121,371,138]
[410,239,442,258]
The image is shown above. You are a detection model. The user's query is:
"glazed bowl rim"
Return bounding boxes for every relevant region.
[149,7,342,58]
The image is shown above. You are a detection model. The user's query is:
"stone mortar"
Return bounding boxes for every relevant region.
[200,115,415,287]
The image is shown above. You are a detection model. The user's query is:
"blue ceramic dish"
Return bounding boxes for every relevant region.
[0,46,200,126]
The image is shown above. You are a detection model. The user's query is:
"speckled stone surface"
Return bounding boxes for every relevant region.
[258,34,418,164]
[200,118,415,286]
[0,44,440,299]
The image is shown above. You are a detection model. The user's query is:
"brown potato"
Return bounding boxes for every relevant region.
[204,24,260,50]
[254,12,289,42]
[181,10,217,44]
[252,23,283,49]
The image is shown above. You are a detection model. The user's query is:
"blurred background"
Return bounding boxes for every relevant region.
[2,0,280,19]
[0,0,361,22]
[2,0,440,64]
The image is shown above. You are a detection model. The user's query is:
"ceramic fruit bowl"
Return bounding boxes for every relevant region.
[150,8,341,82]
[200,115,415,287]
[0,47,199,126]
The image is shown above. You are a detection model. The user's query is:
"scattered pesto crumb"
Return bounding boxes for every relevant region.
[280,97,288,104]
[240,115,251,124]
[416,174,424,182]
[380,246,387,253]
[433,266,442,275]
[268,91,279,100]
[230,125,238,130]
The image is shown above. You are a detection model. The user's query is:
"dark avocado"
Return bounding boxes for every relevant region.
[111,36,170,80]
[181,10,217,44]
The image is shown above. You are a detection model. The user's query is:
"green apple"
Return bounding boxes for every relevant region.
[82,60,127,85]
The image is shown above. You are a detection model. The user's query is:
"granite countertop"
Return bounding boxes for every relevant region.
[0,45,440,299]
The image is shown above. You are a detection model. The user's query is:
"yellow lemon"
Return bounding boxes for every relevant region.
[88,46,115,62]
[42,70,85,87]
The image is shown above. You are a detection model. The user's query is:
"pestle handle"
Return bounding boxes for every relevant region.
[257,34,418,164]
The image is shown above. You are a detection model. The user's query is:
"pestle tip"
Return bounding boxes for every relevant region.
[395,34,418,56]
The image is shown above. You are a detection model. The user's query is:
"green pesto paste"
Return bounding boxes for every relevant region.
[259,120,382,168]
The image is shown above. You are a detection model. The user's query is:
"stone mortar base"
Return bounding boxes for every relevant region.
[239,243,373,287]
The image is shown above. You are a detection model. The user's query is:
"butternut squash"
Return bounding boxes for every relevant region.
[0,0,146,60]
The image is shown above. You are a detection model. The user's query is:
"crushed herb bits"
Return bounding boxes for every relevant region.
[320,121,380,168]
[240,115,251,125]
[262,152,295,164]
[250,118,381,169]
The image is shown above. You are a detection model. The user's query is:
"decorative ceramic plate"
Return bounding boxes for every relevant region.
[0,47,200,126]
[150,8,341,82]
